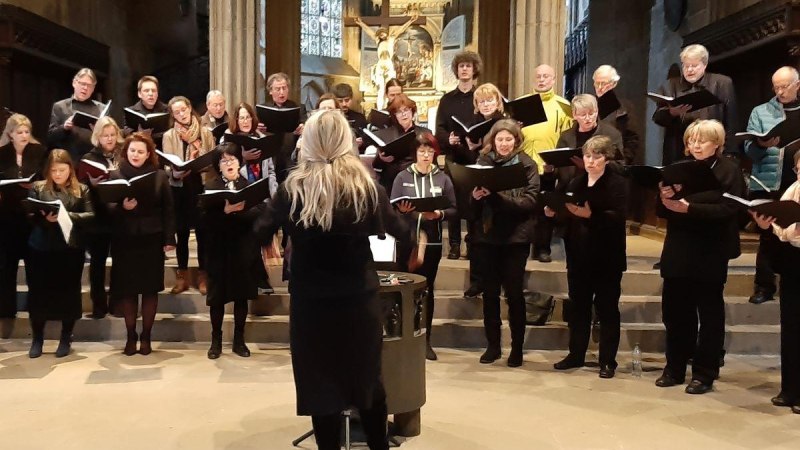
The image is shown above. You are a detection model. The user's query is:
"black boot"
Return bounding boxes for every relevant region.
[55,333,72,358]
[480,326,502,364]
[208,331,222,360]
[232,329,250,357]
[425,292,437,361]
[29,338,43,358]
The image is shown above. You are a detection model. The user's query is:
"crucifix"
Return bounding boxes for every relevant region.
[345,0,427,108]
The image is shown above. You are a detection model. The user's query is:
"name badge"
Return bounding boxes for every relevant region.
[403,183,415,187]
[430,187,442,195]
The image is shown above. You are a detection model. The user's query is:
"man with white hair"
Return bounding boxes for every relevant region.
[593,65,638,165]
[652,44,738,165]
[201,90,228,129]
[744,66,800,305]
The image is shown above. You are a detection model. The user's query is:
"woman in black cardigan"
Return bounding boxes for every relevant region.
[0,114,47,319]
[656,119,744,394]
[26,149,94,358]
[109,133,176,356]
[371,94,429,194]
[470,119,540,367]
[545,135,628,378]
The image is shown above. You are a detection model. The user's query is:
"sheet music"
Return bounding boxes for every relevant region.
[55,199,73,243]
[369,234,396,263]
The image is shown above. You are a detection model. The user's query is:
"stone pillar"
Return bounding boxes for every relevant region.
[509,0,567,98]
[478,0,511,96]
[209,0,259,110]
[265,0,301,102]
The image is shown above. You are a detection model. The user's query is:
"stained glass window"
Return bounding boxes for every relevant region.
[301,0,343,58]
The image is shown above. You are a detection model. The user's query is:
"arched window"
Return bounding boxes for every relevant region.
[301,0,343,57]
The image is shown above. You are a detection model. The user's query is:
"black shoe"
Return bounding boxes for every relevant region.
[55,337,71,358]
[29,339,43,359]
[655,373,685,387]
[464,285,482,298]
[652,261,661,270]
[685,379,713,394]
[772,393,795,407]
[553,355,585,370]
[749,291,775,304]
[719,349,726,368]
[232,340,251,357]
[425,343,438,361]
[479,346,501,364]
[599,365,616,379]
[208,337,222,360]
[507,348,523,367]
[447,245,461,260]
[792,405,800,414]
[123,332,138,356]
[139,335,152,355]
[536,251,552,263]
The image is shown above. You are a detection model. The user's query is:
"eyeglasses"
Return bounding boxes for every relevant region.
[774,82,797,93]
[220,158,238,166]
[417,149,435,156]
[395,108,413,117]
[75,81,95,89]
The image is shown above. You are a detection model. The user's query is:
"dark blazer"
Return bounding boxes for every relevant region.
[123,100,169,149]
[372,124,429,194]
[109,168,176,246]
[262,98,308,157]
[555,121,625,192]
[657,155,745,283]
[562,170,628,274]
[47,97,103,161]
[600,96,639,165]
[435,86,476,160]
[27,181,94,250]
[0,142,48,223]
[652,72,738,164]
[469,150,540,245]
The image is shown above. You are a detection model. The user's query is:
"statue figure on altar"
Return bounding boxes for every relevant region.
[354,11,419,108]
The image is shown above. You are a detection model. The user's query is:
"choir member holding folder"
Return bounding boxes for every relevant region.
[469,119,540,367]
[544,136,628,378]
[201,90,229,141]
[47,68,104,161]
[651,44,737,164]
[201,146,265,359]
[162,96,215,295]
[372,94,429,194]
[79,116,122,318]
[0,114,47,318]
[751,150,800,415]
[110,133,176,356]
[123,76,169,149]
[656,119,744,394]
[261,72,307,183]
[25,149,94,358]
[742,66,800,305]
[253,110,407,449]
[391,132,457,361]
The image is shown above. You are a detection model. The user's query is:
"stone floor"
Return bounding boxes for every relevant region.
[0,342,797,450]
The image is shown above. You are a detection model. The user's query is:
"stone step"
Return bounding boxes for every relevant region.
[0,313,779,355]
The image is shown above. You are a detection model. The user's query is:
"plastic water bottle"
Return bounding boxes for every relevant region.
[632,344,643,378]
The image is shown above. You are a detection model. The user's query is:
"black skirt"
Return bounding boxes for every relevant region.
[290,290,385,416]
[27,249,84,321]
[110,233,165,296]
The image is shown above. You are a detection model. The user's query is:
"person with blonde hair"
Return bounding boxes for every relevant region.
[656,119,744,394]
[0,113,47,318]
[26,149,94,357]
[652,44,737,164]
[254,110,408,450]
[80,116,124,317]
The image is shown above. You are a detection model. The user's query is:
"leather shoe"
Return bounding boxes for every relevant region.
[553,355,585,370]
[29,339,43,359]
[599,365,615,379]
[447,245,461,260]
[232,341,251,357]
[652,261,661,270]
[479,346,501,364]
[771,393,795,407]
[749,291,775,304]
[536,251,552,263]
[425,343,438,361]
[792,405,800,414]
[464,285,482,298]
[685,379,713,394]
[655,373,685,387]
[507,348,523,367]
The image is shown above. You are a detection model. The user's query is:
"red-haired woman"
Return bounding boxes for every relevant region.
[372,94,429,194]
[26,149,94,358]
[391,132,457,360]
[110,133,176,355]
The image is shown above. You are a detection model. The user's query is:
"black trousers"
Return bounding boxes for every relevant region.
[662,277,726,385]
[752,190,778,295]
[87,232,112,314]
[566,271,623,368]
[475,243,529,348]
[0,225,29,317]
[779,273,800,401]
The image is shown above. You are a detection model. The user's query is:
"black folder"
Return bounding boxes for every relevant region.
[224,133,282,162]
[503,94,548,127]
[72,101,112,129]
[210,123,229,142]
[598,90,621,120]
[124,108,170,133]
[723,193,800,228]
[367,109,392,128]
[198,177,271,210]
[446,161,528,193]
[735,117,800,144]
[0,173,36,188]
[626,165,663,189]
[647,90,722,113]
[390,195,452,212]
[362,129,417,159]
[451,116,497,142]
[660,160,721,198]
[21,198,61,215]
[538,148,582,168]
[78,159,111,180]
[155,149,219,172]
[255,105,301,133]
[541,191,583,214]
[95,171,157,203]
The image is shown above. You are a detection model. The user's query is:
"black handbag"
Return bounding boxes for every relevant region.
[524,291,555,326]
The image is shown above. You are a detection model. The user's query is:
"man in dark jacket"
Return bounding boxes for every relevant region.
[123,75,169,149]
[47,68,104,161]
[263,72,307,183]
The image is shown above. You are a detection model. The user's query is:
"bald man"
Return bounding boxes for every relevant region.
[744,65,800,305]
[521,64,573,262]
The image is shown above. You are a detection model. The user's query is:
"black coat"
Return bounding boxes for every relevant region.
[372,124,429,194]
[0,142,47,225]
[469,150,540,245]
[27,181,94,251]
[262,98,308,161]
[652,72,738,164]
[47,97,103,160]
[561,170,628,274]
[555,121,625,192]
[657,155,744,283]
[435,86,476,160]
[344,109,369,153]
[123,100,169,149]
[109,166,177,246]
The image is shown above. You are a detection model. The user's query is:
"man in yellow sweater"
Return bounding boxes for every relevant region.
[521,64,573,262]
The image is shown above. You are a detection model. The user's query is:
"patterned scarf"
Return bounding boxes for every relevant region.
[174,116,202,159]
